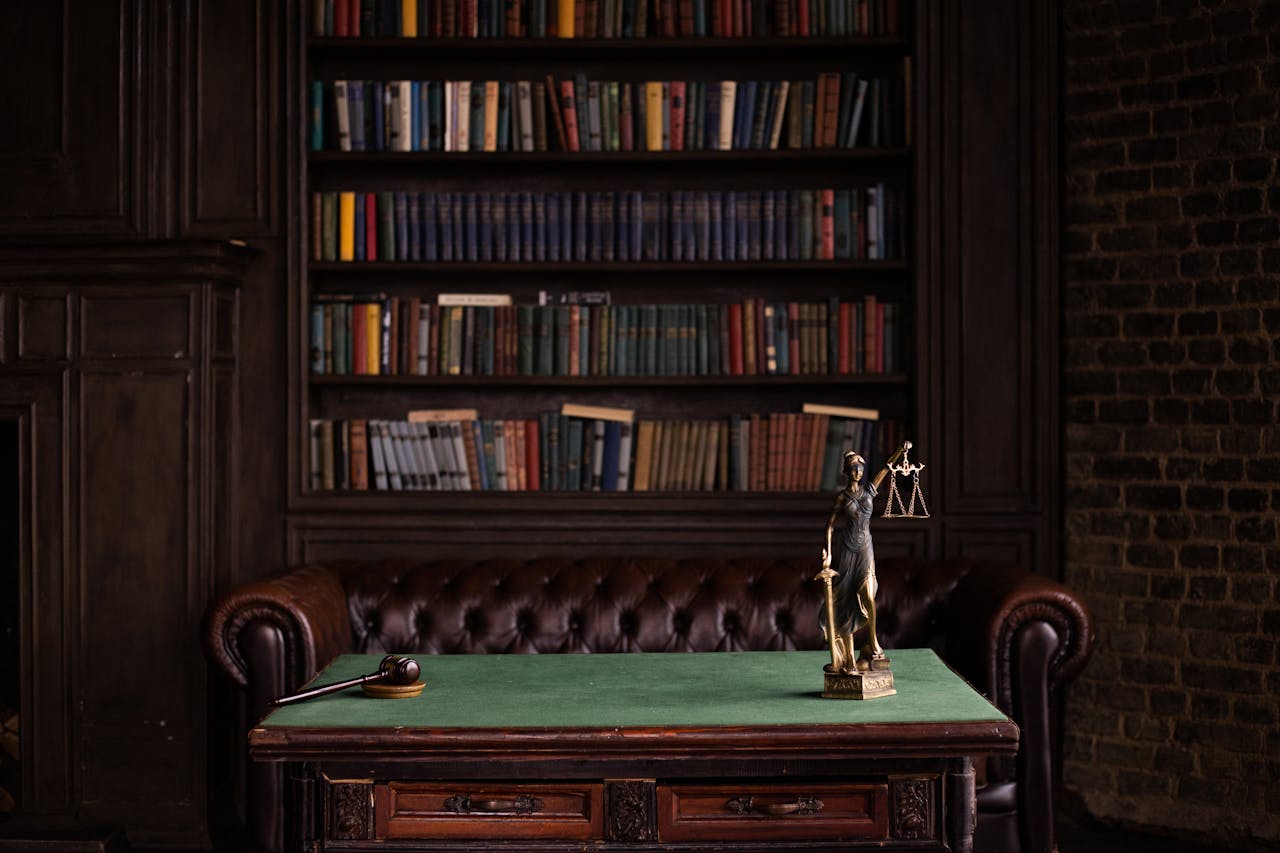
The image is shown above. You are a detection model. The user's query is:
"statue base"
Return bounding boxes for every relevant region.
[822,660,896,700]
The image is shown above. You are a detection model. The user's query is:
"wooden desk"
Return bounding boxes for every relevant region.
[251,649,1018,852]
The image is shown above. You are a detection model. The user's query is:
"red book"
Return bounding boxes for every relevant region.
[525,419,540,491]
[863,294,878,375]
[669,82,686,152]
[678,0,694,35]
[782,413,798,491]
[837,301,851,374]
[875,300,885,373]
[351,304,367,374]
[619,83,634,151]
[819,189,835,259]
[560,81,581,152]
[822,74,840,147]
[754,296,767,379]
[334,0,350,35]
[795,0,807,35]
[545,76,569,152]
[365,194,377,260]
[427,304,441,375]
[407,298,421,375]
[740,0,751,36]
[727,302,744,376]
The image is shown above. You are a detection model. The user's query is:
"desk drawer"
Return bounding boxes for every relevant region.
[657,781,889,842]
[374,782,604,840]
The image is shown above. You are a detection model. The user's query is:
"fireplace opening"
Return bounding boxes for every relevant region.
[0,419,17,817]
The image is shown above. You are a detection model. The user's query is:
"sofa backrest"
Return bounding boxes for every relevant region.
[331,557,975,657]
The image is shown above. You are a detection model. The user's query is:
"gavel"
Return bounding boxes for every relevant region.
[270,654,421,706]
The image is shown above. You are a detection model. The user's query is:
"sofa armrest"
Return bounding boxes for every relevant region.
[943,562,1093,853]
[943,561,1093,712]
[204,563,352,695]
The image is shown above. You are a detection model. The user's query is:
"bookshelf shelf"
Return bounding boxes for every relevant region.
[309,373,909,387]
[307,259,909,274]
[307,148,910,164]
[307,35,909,56]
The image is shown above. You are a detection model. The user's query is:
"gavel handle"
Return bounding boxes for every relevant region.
[271,671,387,706]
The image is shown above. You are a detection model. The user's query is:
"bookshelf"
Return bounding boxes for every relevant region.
[292,0,921,527]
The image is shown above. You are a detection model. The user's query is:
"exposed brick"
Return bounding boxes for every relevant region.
[1179,546,1219,570]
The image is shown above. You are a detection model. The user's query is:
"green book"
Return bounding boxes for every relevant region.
[377,191,396,261]
[320,192,337,260]
[535,306,554,376]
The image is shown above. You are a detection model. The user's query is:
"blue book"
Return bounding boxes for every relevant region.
[706,303,720,375]
[452,193,465,260]
[309,304,325,373]
[469,83,485,152]
[428,82,443,150]
[395,192,410,261]
[546,192,561,262]
[560,194,573,261]
[506,194,521,262]
[349,82,366,151]
[410,81,421,151]
[723,191,737,261]
[422,193,437,261]
[497,82,511,152]
[578,308,590,376]
[520,193,534,262]
[629,192,643,261]
[334,303,349,374]
[573,192,588,262]
[492,192,507,261]
[670,192,684,262]
[310,81,325,150]
[439,192,454,261]
[615,194,629,262]
[371,82,385,151]
[709,191,723,261]
[601,422,622,491]
[407,194,421,261]
[741,192,755,260]
[478,193,493,261]
[353,194,366,261]
[587,193,602,262]
[775,302,789,374]
[833,190,852,259]
[762,190,776,260]
[464,192,479,262]
[703,82,719,150]
[534,193,547,262]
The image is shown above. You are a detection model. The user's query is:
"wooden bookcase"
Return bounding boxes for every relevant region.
[285,0,1059,571]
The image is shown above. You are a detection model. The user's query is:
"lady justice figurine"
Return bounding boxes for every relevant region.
[816,440,928,699]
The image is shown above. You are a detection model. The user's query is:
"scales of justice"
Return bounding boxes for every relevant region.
[816,440,929,700]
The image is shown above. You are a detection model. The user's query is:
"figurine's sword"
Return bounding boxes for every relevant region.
[816,565,841,672]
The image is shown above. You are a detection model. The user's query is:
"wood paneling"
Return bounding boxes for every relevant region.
[0,0,138,236]
[0,245,248,846]
[182,0,277,235]
[939,0,1056,519]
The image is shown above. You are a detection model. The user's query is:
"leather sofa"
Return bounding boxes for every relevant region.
[205,556,1092,853]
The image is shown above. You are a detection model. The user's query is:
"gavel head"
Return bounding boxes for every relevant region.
[378,654,421,684]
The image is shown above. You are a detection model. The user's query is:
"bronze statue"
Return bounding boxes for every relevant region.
[816,440,920,699]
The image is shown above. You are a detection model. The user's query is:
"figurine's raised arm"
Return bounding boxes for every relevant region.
[869,440,911,493]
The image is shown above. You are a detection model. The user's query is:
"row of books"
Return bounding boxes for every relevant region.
[308,403,897,493]
[312,0,901,38]
[310,294,903,377]
[312,187,904,263]
[312,72,905,153]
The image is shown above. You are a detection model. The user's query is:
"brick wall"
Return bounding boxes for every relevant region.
[1061,0,1280,846]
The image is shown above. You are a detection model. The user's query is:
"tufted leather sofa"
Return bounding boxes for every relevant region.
[204,556,1092,853]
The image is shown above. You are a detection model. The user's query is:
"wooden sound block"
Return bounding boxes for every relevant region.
[362,679,426,699]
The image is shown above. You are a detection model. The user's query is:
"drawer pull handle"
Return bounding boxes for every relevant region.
[725,796,824,816]
[443,794,544,815]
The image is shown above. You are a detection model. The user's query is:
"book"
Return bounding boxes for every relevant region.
[561,402,634,423]
[437,293,514,306]
[802,402,880,421]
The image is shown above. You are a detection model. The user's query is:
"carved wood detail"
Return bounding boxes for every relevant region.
[605,780,656,842]
[330,782,373,840]
[890,777,934,840]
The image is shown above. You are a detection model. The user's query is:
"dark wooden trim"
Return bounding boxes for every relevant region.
[251,720,1019,762]
[308,149,911,164]
[309,373,910,387]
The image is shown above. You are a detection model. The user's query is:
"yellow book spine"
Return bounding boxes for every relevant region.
[338,191,355,261]
[401,0,418,35]
[558,0,574,37]
[483,81,500,152]
[366,302,381,376]
[645,82,663,152]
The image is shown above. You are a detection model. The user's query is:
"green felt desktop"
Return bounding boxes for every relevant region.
[262,648,1004,729]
